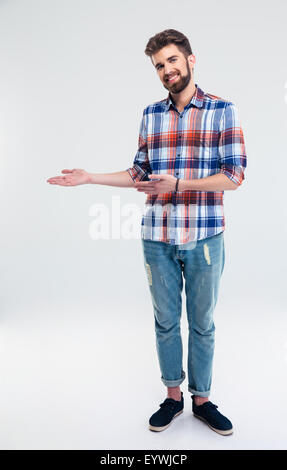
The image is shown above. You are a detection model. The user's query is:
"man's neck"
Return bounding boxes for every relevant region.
[170,81,196,112]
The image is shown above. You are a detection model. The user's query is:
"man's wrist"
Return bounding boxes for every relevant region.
[86,172,94,184]
[179,179,194,191]
[176,178,188,192]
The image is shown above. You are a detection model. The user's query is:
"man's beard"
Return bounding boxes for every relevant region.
[163,61,192,94]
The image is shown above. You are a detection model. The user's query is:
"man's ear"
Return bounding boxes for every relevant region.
[189,54,196,67]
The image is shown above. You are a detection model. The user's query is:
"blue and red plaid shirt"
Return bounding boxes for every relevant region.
[126,83,247,245]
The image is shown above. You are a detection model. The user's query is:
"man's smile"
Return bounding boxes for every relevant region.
[166,73,179,83]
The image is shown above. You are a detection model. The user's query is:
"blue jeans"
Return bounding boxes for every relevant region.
[142,231,225,397]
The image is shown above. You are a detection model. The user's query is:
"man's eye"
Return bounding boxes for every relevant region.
[157,58,176,70]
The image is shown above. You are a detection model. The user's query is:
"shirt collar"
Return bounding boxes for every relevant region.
[164,83,204,112]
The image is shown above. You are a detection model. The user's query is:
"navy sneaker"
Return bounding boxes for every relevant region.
[149,392,184,432]
[191,396,233,435]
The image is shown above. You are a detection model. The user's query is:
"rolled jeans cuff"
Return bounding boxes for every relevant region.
[188,386,210,397]
[161,370,186,387]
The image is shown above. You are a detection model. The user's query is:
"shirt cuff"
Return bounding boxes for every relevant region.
[126,164,149,183]
[220,165,245,186]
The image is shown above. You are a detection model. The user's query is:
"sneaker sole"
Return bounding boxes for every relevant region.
[149,409,184,432]
[193,413,233,435]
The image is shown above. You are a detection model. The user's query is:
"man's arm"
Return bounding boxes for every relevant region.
[134,172,237,194]
[47,168,134,187]
[88,170,134,187]
[179,173,238,191]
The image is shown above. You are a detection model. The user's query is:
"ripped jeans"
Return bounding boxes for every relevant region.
[142,231,225,397]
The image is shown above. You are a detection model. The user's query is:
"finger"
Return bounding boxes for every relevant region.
[148,176,161,181]
[137,186,155,191]
[47,176,66,182]
[137,189,155,193]
[48,181,65,185]
[135,184,152,189]
[61,169,73,173]
[49,180,72,186]
[48,177,71,184]
[134,181,155,187]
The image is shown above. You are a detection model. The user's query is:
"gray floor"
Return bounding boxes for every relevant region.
[1,297,286,450]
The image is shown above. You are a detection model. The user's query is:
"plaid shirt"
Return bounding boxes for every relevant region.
[126,83,247,245]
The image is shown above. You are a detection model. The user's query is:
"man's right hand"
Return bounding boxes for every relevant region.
[46,168,91,186]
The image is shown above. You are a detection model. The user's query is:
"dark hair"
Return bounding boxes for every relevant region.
[145,29,193,60]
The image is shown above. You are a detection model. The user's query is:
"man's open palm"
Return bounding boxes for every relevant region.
[46,169,90,186]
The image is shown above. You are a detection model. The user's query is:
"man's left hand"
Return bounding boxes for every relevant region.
[134,174,177,194]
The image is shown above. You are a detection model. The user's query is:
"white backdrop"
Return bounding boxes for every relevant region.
[0,0,287,450]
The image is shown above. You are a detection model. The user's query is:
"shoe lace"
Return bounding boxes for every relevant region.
[159,398,178,411]
[204,402,218,410]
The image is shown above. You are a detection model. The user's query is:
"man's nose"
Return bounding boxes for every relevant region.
[164,65,176,77]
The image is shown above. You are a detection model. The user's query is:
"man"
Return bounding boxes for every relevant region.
[47,29,247,436]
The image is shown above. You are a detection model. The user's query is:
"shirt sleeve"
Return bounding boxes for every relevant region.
[126,111,152,182]
[218,103,247,186]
